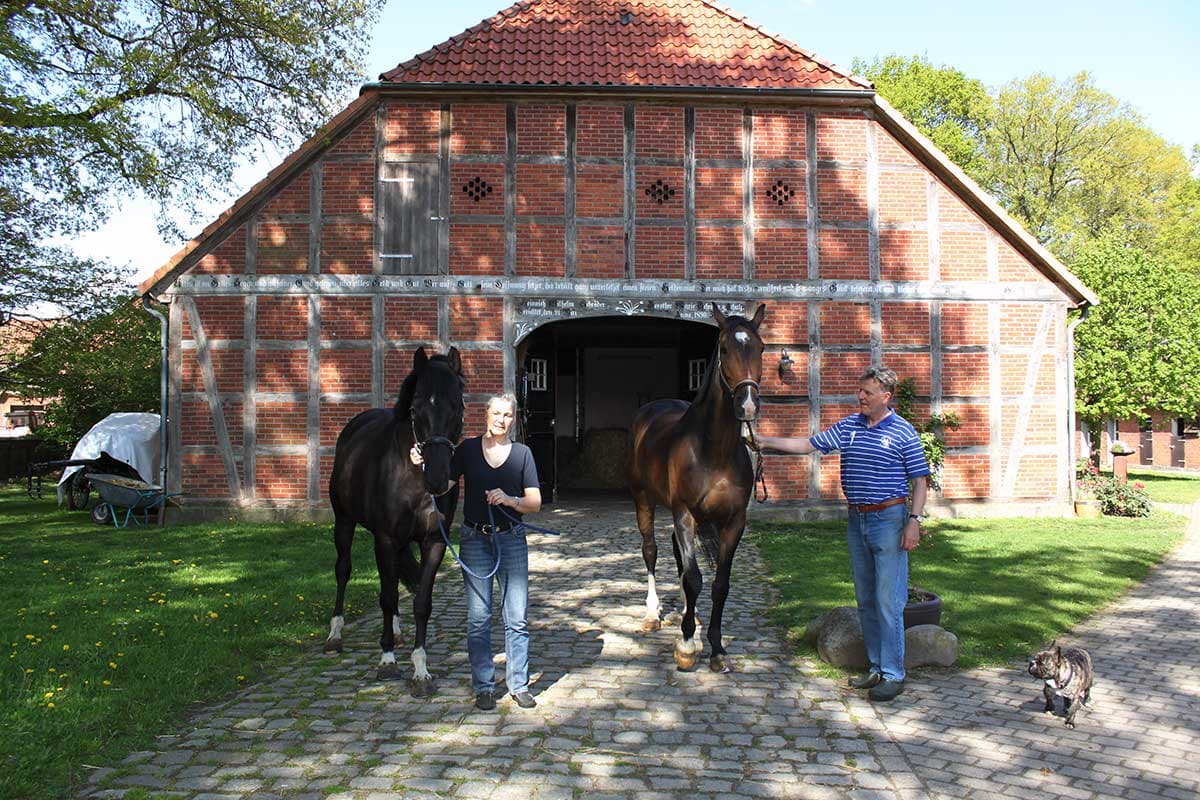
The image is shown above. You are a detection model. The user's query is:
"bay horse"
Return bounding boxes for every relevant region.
[628,303,765,673]
[324,346,463,695]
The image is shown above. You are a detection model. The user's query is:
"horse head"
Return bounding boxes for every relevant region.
[405,346,465,496]
[712,303,765,422]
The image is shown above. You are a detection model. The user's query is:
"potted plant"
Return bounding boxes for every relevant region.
[1074,461,1104,518]
[904,585,942,628]
[1073,480,1102,518]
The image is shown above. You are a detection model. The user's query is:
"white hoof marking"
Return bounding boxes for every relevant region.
[411,647,431,681]
[378,651,396,666]
[328,615,344,641]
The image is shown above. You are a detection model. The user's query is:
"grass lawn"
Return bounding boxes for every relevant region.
[753,511,1186,671]
[0,486,384,800]
[1123,467,1200,505]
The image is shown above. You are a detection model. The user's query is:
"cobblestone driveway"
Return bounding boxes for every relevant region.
[87,499,1200,800]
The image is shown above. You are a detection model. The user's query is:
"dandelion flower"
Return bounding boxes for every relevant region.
[102,680,111,686]
[62,645,69,651]
[109,662,118,669]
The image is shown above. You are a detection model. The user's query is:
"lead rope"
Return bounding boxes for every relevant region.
[431,493,502,580]
[743,422,769,503]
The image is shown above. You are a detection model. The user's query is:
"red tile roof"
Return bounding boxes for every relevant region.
[381,0,870,91]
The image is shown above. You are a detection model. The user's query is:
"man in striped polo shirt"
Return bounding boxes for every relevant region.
[758,366,930,702]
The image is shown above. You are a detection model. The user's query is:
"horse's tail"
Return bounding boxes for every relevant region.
[397,543,423,595]
[695,520,720,570]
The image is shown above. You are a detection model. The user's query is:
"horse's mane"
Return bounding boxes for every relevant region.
[394,354,462,418]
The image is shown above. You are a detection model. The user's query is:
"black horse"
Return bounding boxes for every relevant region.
[627,304,765,673]
[324,346,463,694]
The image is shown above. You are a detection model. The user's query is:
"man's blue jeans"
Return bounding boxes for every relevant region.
[459,525,530,695]
[847,503,909,682]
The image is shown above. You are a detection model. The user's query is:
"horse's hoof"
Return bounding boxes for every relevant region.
[376,663,403,681]
[323,638,343,654]
[640,617,662,633]
[674,650,699,671]
[709,655,733,673]
[409,677,435,698]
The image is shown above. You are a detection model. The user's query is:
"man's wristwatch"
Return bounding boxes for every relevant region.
[908,513,923,523]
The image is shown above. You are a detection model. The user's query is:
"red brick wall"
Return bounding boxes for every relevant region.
[694,108,742,159]
[257,297,308,340]
[577,105,623,157]
[263,170,310,215]
[257,222,308,274]
[635,227,685,278]
[450,297,503,340]
[320,224,372,274]
[321,350,372,394]
[518,105,565,155]
[381,103,439,157]
[171,99,1074,507]
[636,106,683,158]
[322,162,373,217]
[517,224,566,276]
[753,109,806,159]
[451,103,505,154]
[385,298,437,340]
[192,228,246,275]
[322,297,373,341]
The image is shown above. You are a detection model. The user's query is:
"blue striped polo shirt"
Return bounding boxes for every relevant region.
[809,410,931,504]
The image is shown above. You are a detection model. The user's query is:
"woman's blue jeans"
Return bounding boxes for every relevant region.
[847,503,909,682]
[459,525,530,695]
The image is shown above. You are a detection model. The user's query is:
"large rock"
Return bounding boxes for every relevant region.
[808,606,869,670]
[904,624,958,667]
[807,609,958,670]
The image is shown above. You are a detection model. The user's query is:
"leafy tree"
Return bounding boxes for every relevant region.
[1072,237,1200,425]
[852,54,992,179]
[2,299,160,450]
[982,72,1190,259]
[1149,146,1200,274]
[0,0,384,321]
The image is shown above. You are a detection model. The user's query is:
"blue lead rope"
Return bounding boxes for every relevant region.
[430,493,562,581]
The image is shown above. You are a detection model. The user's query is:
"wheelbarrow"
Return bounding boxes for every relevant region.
[27,453,142,510]
[86,474,178,528]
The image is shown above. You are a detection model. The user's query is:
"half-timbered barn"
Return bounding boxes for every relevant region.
[138,0,1097,518]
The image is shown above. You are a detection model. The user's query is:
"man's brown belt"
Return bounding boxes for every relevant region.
[848,497,907,513]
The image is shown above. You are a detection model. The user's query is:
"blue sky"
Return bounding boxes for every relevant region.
[97,0,1199,283]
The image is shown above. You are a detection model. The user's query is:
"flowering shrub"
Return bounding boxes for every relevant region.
[1075,461,1151,517]
[1094,478,1152,517]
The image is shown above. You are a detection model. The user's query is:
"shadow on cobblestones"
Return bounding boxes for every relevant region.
[83,499,1200,800]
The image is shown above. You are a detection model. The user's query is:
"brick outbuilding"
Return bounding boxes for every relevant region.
[139,0,1097,518]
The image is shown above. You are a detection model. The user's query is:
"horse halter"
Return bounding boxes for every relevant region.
[410,414,458,457]
[715,330,761,397]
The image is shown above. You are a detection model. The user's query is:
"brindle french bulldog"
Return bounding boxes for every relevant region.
[1028,642,1094,728]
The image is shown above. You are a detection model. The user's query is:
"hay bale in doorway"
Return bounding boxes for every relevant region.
[563,428,628,489]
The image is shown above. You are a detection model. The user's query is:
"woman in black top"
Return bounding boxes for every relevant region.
[412,393,541,710]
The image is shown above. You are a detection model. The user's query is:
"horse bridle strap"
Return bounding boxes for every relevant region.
[411,415,457,455]
[715,342,760,397]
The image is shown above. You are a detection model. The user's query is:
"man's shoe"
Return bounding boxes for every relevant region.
[474,691,496,711]
[868,679,905,702]
[510,691,537,709]
[849,671,882,689]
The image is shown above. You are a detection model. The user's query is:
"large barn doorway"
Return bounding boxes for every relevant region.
[515,316,717,501]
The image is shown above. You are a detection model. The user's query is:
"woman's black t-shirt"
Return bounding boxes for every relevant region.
[450,436,540,526]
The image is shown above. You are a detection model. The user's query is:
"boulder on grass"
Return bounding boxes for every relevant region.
[808,606,869,670]
[904,624,958,667]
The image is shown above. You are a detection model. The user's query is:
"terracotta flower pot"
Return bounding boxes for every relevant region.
[903,589,942,629]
